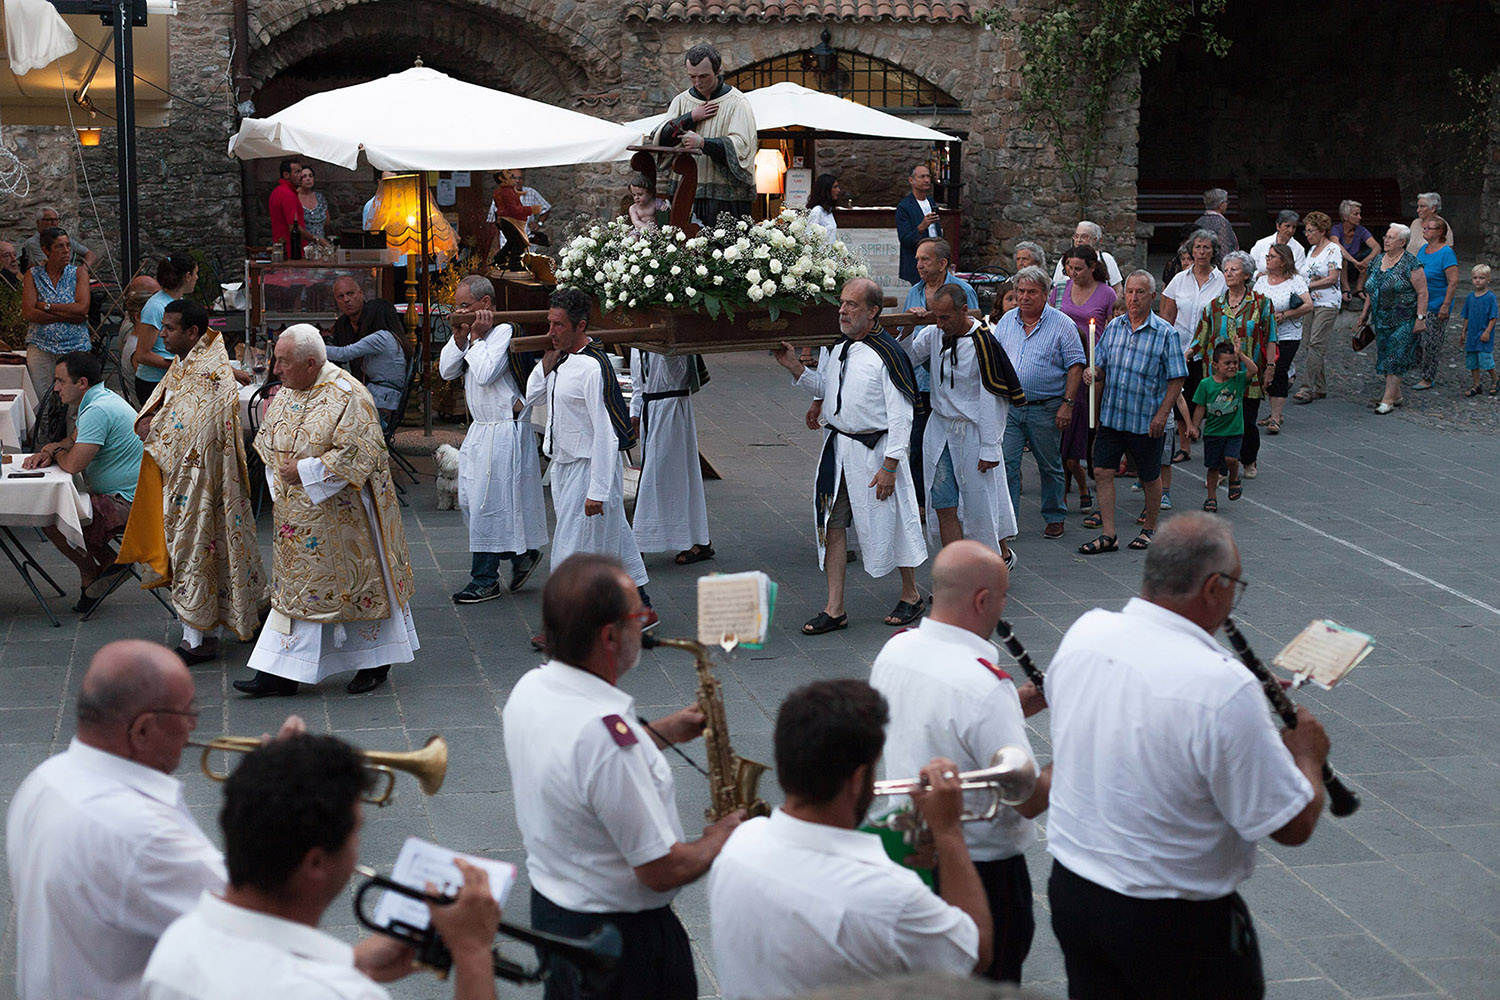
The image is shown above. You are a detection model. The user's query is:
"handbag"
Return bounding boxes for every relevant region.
[1287,292,1304,310]
[1352,323,1375,352]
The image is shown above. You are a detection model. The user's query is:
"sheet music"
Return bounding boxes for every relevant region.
[1272,620,1375,689]
[370,835,516,933]
[697,571,775,648]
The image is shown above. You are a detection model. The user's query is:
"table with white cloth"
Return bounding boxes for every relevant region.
[1,390,36,451]
[0,457,93,626]
[0,359,41,410]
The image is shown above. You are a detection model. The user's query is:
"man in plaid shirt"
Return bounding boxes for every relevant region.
[1080,271,1187,555]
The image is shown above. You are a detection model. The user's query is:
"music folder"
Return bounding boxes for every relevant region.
[370,836,517,934]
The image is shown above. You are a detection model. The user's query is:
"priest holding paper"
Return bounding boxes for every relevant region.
[120,300,268,665]
[234,325,417,697]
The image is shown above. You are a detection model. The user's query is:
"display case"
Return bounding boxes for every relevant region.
[245,260,395,337]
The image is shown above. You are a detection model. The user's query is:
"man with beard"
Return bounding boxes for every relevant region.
[708,679,992,999]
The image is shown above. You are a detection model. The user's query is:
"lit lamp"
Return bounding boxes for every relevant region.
[754,148,787,219]
[369,171,457,434]
[76,127,102,147]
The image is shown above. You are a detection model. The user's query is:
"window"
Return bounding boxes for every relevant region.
[727,50,959,110]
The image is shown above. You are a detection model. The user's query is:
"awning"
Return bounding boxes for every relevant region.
[227,66,640,171]
[0,0,176,127]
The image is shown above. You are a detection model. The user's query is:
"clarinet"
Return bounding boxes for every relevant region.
[1222,617,1359,817]
[994,619,1045,694]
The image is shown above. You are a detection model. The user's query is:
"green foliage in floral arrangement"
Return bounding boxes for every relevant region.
[554,212,869,322]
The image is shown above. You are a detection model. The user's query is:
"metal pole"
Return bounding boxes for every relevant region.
[418,175,432,436]
[112,0,140,280]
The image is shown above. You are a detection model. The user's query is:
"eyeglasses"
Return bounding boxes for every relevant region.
[147,702,200,720]
[618,610,654,628]
[1214,573,1249,607]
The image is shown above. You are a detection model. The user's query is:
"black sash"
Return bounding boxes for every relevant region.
[639,388,690,443]
[580,341,636,451]
[814,426,889,546]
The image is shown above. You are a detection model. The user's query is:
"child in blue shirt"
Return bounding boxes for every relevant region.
[1461,264,1497,396]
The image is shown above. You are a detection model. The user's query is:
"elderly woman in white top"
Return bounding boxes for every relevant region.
[1161,230,1225,462]
[1251,211,1306,277]
[1408,192,1454,255]
[1294,211,1342,403]
[1254,243,1312,434]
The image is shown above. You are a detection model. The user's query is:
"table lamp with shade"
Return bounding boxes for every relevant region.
[368,172,457,434]
[754,148,786,220]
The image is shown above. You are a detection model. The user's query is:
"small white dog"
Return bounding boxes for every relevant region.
[434,444,460,510]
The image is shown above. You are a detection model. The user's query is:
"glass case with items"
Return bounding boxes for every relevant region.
[245,260,394,335]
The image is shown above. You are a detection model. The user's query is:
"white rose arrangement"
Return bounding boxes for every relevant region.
[553,210,869,320]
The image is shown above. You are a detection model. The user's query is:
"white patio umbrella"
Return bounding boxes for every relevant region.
[622,81,960,143]
[227,65,638,170]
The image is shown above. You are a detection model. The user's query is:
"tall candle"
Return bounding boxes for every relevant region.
[1087,318,1097,428]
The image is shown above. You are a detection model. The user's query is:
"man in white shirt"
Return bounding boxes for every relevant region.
[7,640,228,1000]
[870,539,1050,983]
[709,678,992,999]
[524,289,657,640]
[141,733,501,1000]
[1051,220,1124,294]
[502,553,743,999]
[772,278,928,636]
[629,348,713,564]
[903,285,1025,561]
[1045,512,1332,999]
[440,275,545,603]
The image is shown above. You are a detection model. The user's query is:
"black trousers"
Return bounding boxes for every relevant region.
[1240,396,1262,465]
[933,854,1035,983]
[1048,861,1264,1000]
[910,391,931,508]
[530,889,695,1000]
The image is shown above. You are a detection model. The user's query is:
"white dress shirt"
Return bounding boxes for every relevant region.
[1046,599,1314,900]
[795,338,913,463]
[1163,267,1227,341]
[438,324,523,419]
[709,809,978,1000]
[1053,250,1123,287]
[141,891,388,999]
[502,660,684,912]
[525,345,619,502]
[1249,235,1306,277]
[870,617,1038,861]
[907,320,1007,462]
[6,739,227,1000]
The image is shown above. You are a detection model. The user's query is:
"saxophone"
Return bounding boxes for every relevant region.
[644,635,771,821]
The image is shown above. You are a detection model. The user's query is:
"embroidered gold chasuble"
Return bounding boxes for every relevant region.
[253,362,414,624]
[118,332,268,639]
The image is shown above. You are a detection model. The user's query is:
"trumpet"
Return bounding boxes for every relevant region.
[872,746,1038,821]
[353,867,621,986]
[187,735,448,806]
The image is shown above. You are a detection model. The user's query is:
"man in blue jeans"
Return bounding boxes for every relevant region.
[994,266,1085,543]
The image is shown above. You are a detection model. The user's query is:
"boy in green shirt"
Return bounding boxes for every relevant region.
[1188,338,1258,511]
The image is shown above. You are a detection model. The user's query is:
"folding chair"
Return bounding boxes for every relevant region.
[80,535,178,623]
[244,379,280,520]
[382,349,424,501]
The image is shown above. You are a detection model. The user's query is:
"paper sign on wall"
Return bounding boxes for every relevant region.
[783,168,813,209]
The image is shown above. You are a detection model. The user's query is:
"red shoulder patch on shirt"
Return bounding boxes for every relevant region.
[892,627,913,636]
[602,714,637,747]
[976,658,1012,682]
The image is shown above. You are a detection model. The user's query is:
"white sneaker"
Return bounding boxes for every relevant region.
[1004,548,1018,571]
[1243,463,1258,480]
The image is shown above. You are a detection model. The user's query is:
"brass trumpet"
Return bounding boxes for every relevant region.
[188,735,448,806]
[872,746,1038,822]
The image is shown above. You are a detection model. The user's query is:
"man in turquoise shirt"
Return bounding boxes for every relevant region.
[23,351,143,610]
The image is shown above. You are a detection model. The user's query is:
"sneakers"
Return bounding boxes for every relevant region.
[1160,489,1173,510]
[1243,463,1258,480]
[1003,548,1018,571]
[509,549,542,592]
[452,582,503,605]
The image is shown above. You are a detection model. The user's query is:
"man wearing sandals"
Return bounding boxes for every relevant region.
[1079,272,1187,554]
[773,278,928,634]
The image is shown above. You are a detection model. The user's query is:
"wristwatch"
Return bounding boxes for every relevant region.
[1062,396,1075,405]
[41,301,50,312]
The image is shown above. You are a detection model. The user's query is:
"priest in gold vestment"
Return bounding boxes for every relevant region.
[119,299,268,665]
[234,325,418,697]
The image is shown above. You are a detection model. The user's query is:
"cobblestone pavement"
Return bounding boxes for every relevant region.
[2,352,1497,1000]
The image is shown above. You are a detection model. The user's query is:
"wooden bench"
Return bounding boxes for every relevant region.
[1260,178,1404,231]
[1137,180,1248,251]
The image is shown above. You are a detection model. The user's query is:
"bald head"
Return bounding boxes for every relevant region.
[75,641,197,773]
[929,540,1010,636]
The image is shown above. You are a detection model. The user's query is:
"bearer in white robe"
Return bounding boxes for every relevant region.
[441,275,547,603]
[773,278,927,637]
[524,289,655,639]
[629,349,712,563]
[904,283,1025,567]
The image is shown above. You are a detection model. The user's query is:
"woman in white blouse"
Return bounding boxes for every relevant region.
[806,173,840,236]
[1250,211,1306,277]
[1254,243,1312,433]
[1294,211,1342,403]
[1161,230,1225,464]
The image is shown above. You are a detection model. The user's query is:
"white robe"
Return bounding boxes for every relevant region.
[525,347,649,587]
[439,329,547,553]
[247,459,419,683]
[906,321,1018,551]
[796,341,927,579]
[629,350,709,552]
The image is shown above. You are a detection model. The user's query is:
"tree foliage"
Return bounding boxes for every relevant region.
[978,0,1232,210]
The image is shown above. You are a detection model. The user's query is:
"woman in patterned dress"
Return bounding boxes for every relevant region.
[1191,251,1276,478]
[1358,224,1429,414]
[297,167,330,239]
[20,227,91,398]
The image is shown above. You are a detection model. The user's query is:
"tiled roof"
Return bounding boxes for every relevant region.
[623,0,969,22]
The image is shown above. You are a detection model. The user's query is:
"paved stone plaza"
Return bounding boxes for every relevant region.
[2,351,1497,1000]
